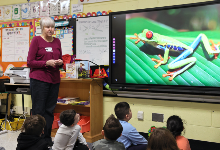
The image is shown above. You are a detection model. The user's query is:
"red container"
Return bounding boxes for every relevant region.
[52,113,60,129]
[77,116,90,133]
[52,120,59,129]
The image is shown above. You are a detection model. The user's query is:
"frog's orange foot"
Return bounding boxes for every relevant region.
[151,55,170,68]
[130,33,143,44]
[162,73,174,81]
[152,55,162,68]
[210,40,220,59]
[214,54,219,59]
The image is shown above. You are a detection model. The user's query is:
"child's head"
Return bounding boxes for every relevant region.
[147,128,179,150]
[21,115,46,136]
[102,114,123,140]
[114,102,132,121]
[167,115,184,138]
[60,109,80,126]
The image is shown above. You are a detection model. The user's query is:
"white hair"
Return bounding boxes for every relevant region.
[40,17,55,31]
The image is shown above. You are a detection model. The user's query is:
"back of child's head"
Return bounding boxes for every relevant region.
[60,109,76,126]
[21,114,46,136]
[147,128,179,150]
[167,115,184,138]
[103,114,123,140]
[114,102,130,120]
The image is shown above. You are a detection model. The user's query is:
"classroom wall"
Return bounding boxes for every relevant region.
[3,0,220,143]
[104,96,220,143]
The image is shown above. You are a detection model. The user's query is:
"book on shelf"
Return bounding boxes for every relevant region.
[66,63,77,78]
[75,60,90,78]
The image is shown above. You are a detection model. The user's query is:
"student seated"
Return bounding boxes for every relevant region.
[16,114,49,150]
[52,109,89,150]
[147,128,180,150]
[92,114,125,150]
[114,102,148,150]
[167,115,191,150]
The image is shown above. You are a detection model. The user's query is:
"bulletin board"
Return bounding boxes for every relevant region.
[0,19,35,79]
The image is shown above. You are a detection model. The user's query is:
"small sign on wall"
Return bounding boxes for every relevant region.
[71,4,83,13]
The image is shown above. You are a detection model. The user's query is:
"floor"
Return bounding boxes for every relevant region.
[0,130,21,150]
[0,129,92,150]
[0,129,57,150]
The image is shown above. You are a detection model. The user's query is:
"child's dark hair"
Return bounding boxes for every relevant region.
[167,115,184,138]
[147,128,179,150]
[60,109,76,126]
[114,102,130,120]
[21,114,46,136]
[103,114,123,140]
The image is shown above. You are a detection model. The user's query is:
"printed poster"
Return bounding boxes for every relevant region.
[49,0,59,16]
[53,28,73,55]
[59,0,70,15]
[4,6,12,20]
[40,1,49,17]
[12,5,21,20]
[30,2,39,18]
[0,7,4,21]
[21,3,30,19]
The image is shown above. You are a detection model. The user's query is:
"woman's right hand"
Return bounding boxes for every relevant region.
[46,59,56,67]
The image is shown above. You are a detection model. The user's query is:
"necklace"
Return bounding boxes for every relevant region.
[40,35,54,42]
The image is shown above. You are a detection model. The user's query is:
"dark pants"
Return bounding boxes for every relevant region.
[127,144,147,150]
[73,140,89,150]
[30,78,60,139]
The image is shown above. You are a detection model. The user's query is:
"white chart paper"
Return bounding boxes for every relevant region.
[71,4,83,13]
[76,16,109,65]
[2,27,30,62]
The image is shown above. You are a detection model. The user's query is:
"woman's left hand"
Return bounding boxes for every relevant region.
[55,59,63,66]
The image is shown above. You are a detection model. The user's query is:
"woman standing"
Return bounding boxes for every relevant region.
[27,17,63,146]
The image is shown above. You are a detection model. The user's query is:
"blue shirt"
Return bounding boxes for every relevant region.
[117,120,148,149]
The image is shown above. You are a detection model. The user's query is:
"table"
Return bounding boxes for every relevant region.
[4,83,31,116]
[1,83,30,131]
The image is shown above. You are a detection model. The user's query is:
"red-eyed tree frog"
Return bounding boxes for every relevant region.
[130,29,220,81]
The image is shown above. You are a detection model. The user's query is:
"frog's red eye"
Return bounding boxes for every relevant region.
[146,31,153,39]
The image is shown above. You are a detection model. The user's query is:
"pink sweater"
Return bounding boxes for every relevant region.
[27,36,62,84]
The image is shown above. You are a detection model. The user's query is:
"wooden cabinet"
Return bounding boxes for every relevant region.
[53,78,103,143]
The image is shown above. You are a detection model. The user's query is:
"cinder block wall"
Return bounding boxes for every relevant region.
[103,96,220,143]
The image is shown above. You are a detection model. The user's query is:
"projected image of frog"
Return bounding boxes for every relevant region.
[130,29,220,81]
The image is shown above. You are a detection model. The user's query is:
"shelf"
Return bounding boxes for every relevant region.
[54,78,103,142]
[56,103,90,107]
[60,78,103,83]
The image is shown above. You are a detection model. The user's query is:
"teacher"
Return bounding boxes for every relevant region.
[27,17,63,146]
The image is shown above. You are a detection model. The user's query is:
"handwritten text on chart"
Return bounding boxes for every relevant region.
[76,16,109,65]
